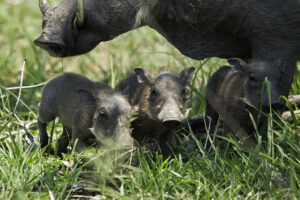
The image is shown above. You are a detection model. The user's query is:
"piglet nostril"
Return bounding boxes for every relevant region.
[162,120,181,128]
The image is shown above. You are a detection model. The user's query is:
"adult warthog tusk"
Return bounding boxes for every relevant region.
[39,0,50,16]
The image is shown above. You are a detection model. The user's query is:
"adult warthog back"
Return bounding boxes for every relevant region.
[35,0,300,98]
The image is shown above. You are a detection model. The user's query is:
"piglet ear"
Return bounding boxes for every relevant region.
[179,67,195,84]
[120,86,129,99]
[134,68,153,86]
[78,89,96,105]
[228,58,247,73]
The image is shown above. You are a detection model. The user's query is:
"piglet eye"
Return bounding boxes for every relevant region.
[150,86,156,93]
[182,88,187,96]
[148,86,158,101]
[150,86,157,96]
[98,107,107,118]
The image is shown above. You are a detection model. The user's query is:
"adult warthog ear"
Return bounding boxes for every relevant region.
[228,58,247,73]
[134,68,153,86]
[179,67,195,84]
[73,0,85,29]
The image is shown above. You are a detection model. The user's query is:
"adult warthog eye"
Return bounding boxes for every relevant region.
[248,73,257,82]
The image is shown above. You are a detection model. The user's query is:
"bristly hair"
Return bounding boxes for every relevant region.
[134,0,158,27]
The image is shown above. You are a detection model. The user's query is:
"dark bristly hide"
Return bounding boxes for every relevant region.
[34,0,300,97]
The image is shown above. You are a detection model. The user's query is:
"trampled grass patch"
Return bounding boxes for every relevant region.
[0,0,299,199]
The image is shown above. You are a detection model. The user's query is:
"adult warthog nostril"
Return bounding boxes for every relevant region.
[49,44,64,54]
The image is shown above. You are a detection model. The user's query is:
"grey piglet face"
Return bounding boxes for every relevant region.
[245,62,282,107]
[92,92,133,148]
[148,74,187,120]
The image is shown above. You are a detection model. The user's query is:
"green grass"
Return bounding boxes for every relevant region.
[0,0,300,199]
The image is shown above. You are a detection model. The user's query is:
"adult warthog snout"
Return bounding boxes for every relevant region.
[34,33,67,57]
[35,0,86,57]
[35,0,139,57]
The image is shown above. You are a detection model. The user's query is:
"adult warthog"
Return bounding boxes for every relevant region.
[34,0,300,97]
